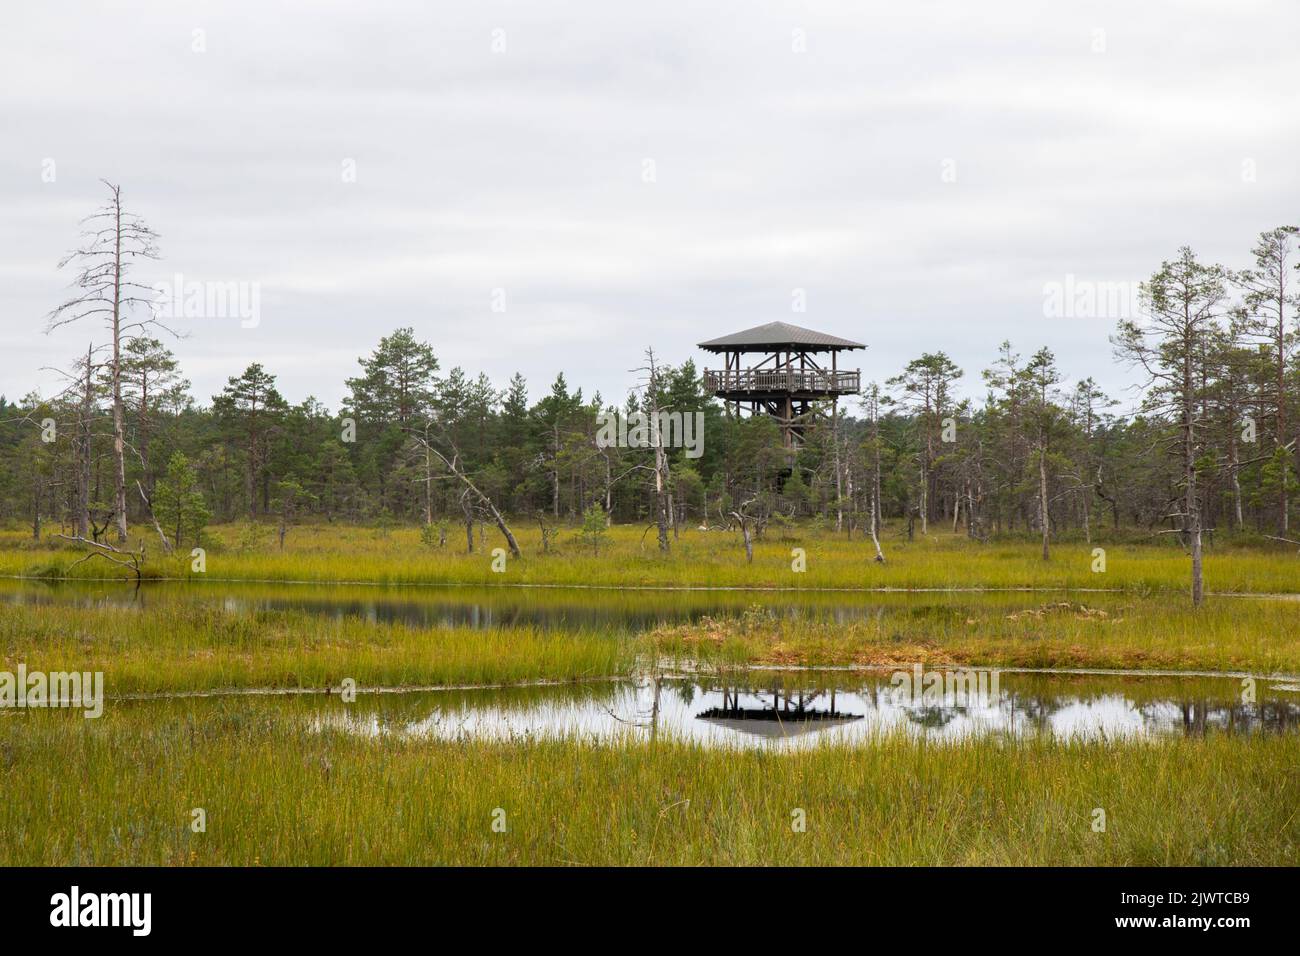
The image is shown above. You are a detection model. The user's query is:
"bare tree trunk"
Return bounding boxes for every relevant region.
[551,422,560,518]
[643,349,671,554]
[832,403,843,533]
[1185,355,1203,606]
[869,474,885,563]
[1081,482,1091,545]
[1277,289,1289,534]
[110,194,128,543]
[654,439,670,553]
[667,473,678,540]
[245,459,255,518]
[967,482,978,540]
[1231,448,1243,530]
[77,345,94,538]
[844,456,854,540]
[1039,446,1050,561]
[423,429,433,527]
[731,509,754,563]
[138,375,152,496]
[31,471,42,541]
[604,453,613,527]
[1189,485,1203,604]
[918,459,928,535]
[462,491,474,554]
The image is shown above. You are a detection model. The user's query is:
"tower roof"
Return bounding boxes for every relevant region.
[697,321,865,352]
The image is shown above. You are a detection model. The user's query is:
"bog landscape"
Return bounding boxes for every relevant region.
[2,192,1299,865]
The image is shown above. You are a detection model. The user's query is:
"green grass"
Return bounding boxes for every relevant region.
[4,522,1297,868]
[0,602,630,695]
[1,705,1295,865]
[4,589,1298,697]
[4,520,1300,594]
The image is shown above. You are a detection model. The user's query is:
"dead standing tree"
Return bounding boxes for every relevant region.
[45,181,167,544]
[40,344,109,539]
[730,496,758,563]
[862,383,886,563]
[632,347,672,554]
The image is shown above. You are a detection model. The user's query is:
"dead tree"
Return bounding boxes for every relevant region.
[74,345,102,537]
[863,384,886,563]
[633,348,672,554]
[536,510,558,553]
[45,181,167,544]
[832,401,845,533]
[37,346,106,539]
[460,489,475,554]
[730,496,758,563]
[409,427,521,558]
[54,533,146,583]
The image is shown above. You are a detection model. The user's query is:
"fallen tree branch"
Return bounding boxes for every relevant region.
[410,427,521,558]
[53,533,145,582]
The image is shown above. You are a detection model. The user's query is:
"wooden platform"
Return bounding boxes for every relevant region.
[703,368,860,397]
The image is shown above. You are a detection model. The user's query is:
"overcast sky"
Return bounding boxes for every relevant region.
[4,1,1298,415]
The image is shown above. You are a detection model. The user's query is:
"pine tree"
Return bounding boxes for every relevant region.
[154,452,211,549]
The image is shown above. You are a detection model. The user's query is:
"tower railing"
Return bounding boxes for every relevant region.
[703,368,860,394]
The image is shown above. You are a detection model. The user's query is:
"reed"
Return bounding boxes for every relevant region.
[1,706,1294,865]
[4,588,1298,697]
[0,603,631,694]
[3,522,1299,593]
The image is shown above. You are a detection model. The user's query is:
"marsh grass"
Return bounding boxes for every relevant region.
[3,522,1299,593]
[0,603,630,694]
[1,705,1295,865]
[3,569,1296,868]
[646,596,1300,674]
[4,587,1299,697]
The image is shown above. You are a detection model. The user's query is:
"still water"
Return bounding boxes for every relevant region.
[0,577,1132,630]
[138,672,1300,750]
[11,579,1299,749]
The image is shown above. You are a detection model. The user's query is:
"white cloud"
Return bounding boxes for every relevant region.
[3,0,1297,410]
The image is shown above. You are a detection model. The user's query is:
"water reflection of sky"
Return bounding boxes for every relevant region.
[312,678,1300,750]
[0,579,1162,632]
[1,580,911,630]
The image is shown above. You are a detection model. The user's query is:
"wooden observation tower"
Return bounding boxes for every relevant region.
[699,321,864,447]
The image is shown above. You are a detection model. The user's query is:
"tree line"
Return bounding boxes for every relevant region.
[3,185,1297,603]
